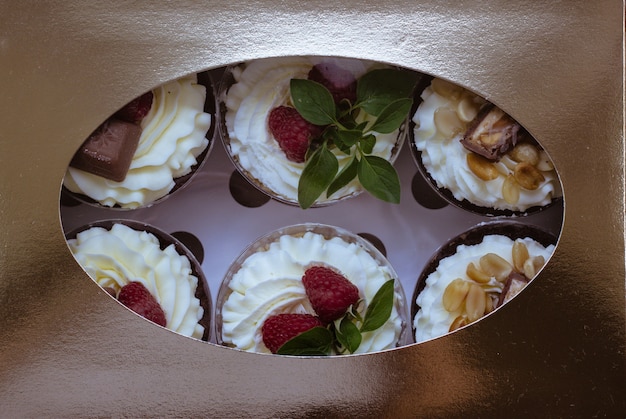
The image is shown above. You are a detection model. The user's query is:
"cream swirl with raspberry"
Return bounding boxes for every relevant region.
[220,230,405,354]
[67,223,205,339]
[64,74,212,209]
[413,234,555,343]
[412,78,562,212]
[222,56,400,204]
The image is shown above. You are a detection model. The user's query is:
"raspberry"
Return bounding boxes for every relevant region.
[308,62,357,104]
[114,91,154,123]
[302,266,360,323]
[117,281,167,327]
[268,106,321,163]
[261,313,323,354]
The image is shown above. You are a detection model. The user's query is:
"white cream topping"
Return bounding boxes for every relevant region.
[64,74,212,209]
[67,223,205,339]
[223,56,400,204]
[413,234,555,343]
[220,231,404,354]
[412,79,562,212]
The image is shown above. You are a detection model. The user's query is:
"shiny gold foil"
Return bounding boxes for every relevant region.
[1,1,624,417]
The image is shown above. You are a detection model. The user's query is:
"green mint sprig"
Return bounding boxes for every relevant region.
[276,279,396,356]
[290,68,419,209]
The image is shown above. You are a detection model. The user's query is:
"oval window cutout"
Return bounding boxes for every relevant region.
[59,56,564,353]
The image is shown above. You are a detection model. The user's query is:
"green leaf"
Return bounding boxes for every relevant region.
[356,69,420,116]
[298,143,339,209]
[359,133,376,155]
[357,155,401,204]
[335,129,362,150]
[335,317,362,354]
[290,79,337,125]
[360,279,395,333]
[327,155,358,198]
[277,326,333,356]
[368,98,413,134]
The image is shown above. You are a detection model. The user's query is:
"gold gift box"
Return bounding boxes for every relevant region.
[1,1,624,417]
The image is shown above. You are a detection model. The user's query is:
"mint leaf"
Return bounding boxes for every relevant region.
[290,79,337,126]
[360,279,395,333]
[277,326,333,356]
[326,155,358,198]
[335,129,363,151]
[369,98,413,134]
[359,134,376,155]
[357,68,419,115]
[298,143,338,209]
[357,155,401,204]
[336,317,362,354]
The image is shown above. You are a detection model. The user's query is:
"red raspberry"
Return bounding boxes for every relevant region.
[308,62,357,104]
[117,281,167,327]
[268,106,321,163]
[261,313,323,354]
[115,91,154,123]
[302,266,360,323]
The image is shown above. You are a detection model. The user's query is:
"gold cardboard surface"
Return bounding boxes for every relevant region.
[1,1,624,417]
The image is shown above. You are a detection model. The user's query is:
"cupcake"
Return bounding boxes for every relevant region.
[66,219,211,341]
[412,221,556,344]
[63,72,215,209]
[216,223,408,355]
[410,77,562,215]
[219,56,418,208]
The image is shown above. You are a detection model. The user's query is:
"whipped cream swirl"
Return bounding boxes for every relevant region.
[64,74,212,209]
[67,223,205,339]
[220,230,405,354]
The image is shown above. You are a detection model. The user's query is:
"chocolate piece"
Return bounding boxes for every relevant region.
[497,271,529,307]
[69,118,141,182]
[460,104,523,161]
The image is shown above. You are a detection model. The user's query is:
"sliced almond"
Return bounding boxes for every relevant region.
[449,315,470,332]
[514,161,545,190]
[457,96,479,122]
[479,253,513,282]
[502,174,521,204]
[536,150,555,171]
[431,78,463,99]
[467,152,500,181]
[509,142,540,165]
[465,283,487,322]
[442,278,471,312]
[523,255,546,279]
[466,262,491,283]
[512,240,530,273]
[434,107,464,138]
[484,293,495,314]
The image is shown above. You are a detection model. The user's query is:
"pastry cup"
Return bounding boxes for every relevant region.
[412,220,557,344]
[61,71,217,210]
[217,57,409,208]
[409,76,563,217]
[215,222,410,354]
[65,219,212,341]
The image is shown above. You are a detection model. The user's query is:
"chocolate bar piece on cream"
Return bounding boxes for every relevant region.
[461,104,522,161]
[70,118,141,182]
